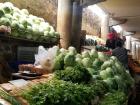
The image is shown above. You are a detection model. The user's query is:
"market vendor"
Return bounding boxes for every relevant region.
[112,40,128,69]
[105,28,116,49]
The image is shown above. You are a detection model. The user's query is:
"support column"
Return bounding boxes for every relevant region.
[125,35,131,50]
[101,15,109,40]
[57,0,73,49]
[131,41,136,60]
[71,1,83,51]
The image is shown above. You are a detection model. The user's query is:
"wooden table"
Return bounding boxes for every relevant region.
[0,73,53,105]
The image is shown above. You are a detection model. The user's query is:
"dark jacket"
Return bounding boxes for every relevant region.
[112,47,128,69]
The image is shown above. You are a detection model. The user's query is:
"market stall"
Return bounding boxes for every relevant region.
[0,45,134,105]
[0,0,138,105]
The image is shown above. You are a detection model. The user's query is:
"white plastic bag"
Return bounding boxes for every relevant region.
[34,46,58,73]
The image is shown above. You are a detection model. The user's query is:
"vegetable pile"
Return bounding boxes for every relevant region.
[0,2,59,42]
[22,79,107,105]
[21,46,134,105]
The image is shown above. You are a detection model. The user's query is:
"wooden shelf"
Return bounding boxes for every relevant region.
[0,34,59,47]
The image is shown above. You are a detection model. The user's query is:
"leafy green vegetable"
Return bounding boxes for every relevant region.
[98,52,109,62]
[82,57,92,68]
[54,64,92,84]
[22,79,95,105]
[64,53,76,67]
[99,91,127,105]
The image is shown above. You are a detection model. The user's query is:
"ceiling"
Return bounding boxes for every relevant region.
[98,0,140,33]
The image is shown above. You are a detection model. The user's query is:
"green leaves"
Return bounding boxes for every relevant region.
[99,91,127,105]
[54,64,92,84]
[22,79,95,105]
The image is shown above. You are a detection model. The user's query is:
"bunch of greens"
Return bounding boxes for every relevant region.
[54,64,92,84]
[21,79,95,105]
[99,91,127,105]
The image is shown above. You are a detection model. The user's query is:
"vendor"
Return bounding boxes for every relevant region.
[105,28,116,49]
[112,40,128,69]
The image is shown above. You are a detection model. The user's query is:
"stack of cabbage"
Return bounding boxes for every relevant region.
[0,2,59,42]
[53,46,134,93]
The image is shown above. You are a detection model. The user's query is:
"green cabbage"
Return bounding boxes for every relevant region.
[0,9,5,17]
[98,52,109,62]
[64,53,75,67]
[82,57,92,68]
[82,51,90,58]
[0,17,11,26]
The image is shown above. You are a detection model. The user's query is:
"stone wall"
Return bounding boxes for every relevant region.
[0,0,101,35]
[82,8,101,36]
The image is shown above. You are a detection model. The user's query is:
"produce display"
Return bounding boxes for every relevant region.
[22,79,108,105]
[20,46,134,105]
[0,2,59,42]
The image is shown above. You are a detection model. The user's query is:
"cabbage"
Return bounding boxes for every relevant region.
[2,5,12,14]
[103,78,117,90]
[44,31,49,36]
[68,46,77,55]
[19,18,29,27]
[87,68,98,75]
[13,7,20,13]
[114,61,125,74]
[90,49,98,59]
[75,57,82,65]
[98,52,109,61]
[60,48,68,55]
[76,54,82,59]
[49,31,55,37]
[101,60,112,70]
[92,58,103,69]
[106,67,114,76]
[13,12,21,20]
[0,9,5,17]
[3,2,14,8]
[100,70,108,79]
[4,14,13,20]
[0,17,11,26]
[53,53,65,70]
[82,57,92,68]
[64,53,75,67]
[82,51,90,58]
[21,9,29,15]
[34,18,41,25]
[110,56,118,61]
[114,75,124,90]
[99,67,113,79]
[50,26,55,31]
